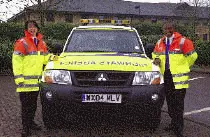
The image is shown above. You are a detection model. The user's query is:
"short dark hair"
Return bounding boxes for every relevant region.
[162,21,176,30]
[25,20,40,30]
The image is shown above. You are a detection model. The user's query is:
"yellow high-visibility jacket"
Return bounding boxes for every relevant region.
[152,32,198,89]
[12,30,51,92]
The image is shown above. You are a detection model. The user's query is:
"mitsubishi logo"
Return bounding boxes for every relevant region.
[97,73,108,81]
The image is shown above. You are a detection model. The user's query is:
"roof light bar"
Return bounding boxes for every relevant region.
[79,19,130,26]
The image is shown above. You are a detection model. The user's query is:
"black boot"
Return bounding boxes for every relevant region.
[30,121,42,130]
[163,123,175,131]
[175,131,184,137]
[174,128,184,137]
[21,127,31,137]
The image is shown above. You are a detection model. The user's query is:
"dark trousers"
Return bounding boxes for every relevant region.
[164,69,186,134]
[19,91,39,128]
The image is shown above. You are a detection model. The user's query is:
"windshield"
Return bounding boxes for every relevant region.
[65,30,143,53]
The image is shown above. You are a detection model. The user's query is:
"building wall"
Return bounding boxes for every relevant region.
[196,25,209,41]
[13,10,210,41]
[54,13,66,23]
[27,12,41,23]
[73,14,82,24]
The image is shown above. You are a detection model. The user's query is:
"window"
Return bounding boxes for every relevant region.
[99,16,104,20]
[151,18,157,23]
[203,34,208,41]
[99,15,111,23]
[81,14,89,19]
[195,21,200,26]
[195,33,199,40]
[65,14,73,23]
[202,22,208,26]
[113,17,118,20]
[65,30,143,53]
[46,13,54,22]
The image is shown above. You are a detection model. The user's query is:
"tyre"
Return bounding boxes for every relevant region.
[41,100,59,129]
[145,107,162,131]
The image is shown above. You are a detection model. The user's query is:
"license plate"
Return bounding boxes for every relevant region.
[82,94,122,103]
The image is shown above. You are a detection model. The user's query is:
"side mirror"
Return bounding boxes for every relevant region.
[52,44,63,55]
[144,43,155,59]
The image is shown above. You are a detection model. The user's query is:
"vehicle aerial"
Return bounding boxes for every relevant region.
[40,19,165,130]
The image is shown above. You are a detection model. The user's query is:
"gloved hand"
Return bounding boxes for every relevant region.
[153,58,161,66]
[49,55,58,61]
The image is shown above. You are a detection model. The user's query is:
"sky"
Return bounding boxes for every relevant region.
[0,0,186,22]
[124,0,182,3]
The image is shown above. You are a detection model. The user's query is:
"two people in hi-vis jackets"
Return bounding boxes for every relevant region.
[152,22,198,137]
[12,20,197,137]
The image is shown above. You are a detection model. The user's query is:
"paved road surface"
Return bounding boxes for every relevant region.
[0,73,210,136]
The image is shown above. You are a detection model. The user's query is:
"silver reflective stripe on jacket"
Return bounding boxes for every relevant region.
[172,73,188,77]
[153,51,182,55]
[28,51,38,55]
[13,51,24,56]
[17,84,39,88]
[169,51,182,54]
[174,81,189,85]
[157,39,161,47]
[22,39,29,54]
[179,37,185,50]
[14,75,23,79]
[41,52,49,55]
[24,75,42,80]
[185,50,196,56]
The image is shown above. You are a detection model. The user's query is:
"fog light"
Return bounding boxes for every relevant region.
[46,91,53,99]
[151,94,159,101]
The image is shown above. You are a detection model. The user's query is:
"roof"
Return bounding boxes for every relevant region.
[29,0,178,17]
[10,0,210,21]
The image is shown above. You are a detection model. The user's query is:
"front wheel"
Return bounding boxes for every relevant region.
[145,108,162,131]
[41,101,59,129]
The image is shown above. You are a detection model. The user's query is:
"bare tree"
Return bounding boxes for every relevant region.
[0,0,63,26]
[183,0,209,40]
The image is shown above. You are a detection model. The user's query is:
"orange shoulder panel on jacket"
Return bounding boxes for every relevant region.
[42,41,48,53]
[154,38,164,53]
[182,38,195,54]
[14,39,26,55]
[39,40,48,53]
[153,42,159,52]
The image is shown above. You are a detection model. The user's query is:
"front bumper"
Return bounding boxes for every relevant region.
[40,83,165,113]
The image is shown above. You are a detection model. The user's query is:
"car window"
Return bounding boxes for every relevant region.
[65,30,143,53]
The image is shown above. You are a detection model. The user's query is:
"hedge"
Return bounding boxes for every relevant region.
[0,22,209,72]
[0,39,13,71]
[195,40,210,66]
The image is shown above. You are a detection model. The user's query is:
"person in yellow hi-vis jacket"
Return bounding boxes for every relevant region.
[12,20,50,137]
[152,22,198,137]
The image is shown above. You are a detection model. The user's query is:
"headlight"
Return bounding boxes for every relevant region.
[132,71,161,85]
[43,70,72,85]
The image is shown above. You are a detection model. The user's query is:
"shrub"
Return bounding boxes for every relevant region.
[0,40,14,71]
[134,22,162,35]
[0,22,25,42]
[40,23,76,40]
[0,22,209,73]
[195,40,210,66]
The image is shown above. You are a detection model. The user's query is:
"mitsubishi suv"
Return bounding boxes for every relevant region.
[40,19,165,130]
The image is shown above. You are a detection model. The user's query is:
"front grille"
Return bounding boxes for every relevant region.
[72,71,133,87]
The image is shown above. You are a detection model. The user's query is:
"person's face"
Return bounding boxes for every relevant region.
[163,24,174,38]
[27,23,38,37]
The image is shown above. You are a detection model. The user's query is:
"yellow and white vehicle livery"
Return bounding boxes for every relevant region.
[40,19,165,130]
